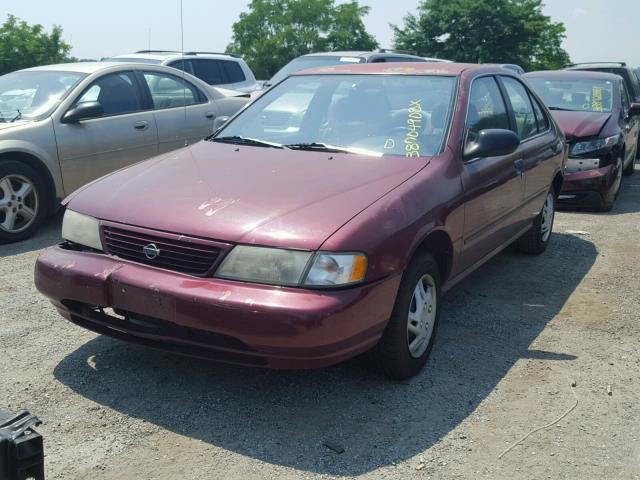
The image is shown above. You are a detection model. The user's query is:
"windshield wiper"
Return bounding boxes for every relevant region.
[210,135,285,149]
[284,142,358,154]
[547,106,576,112]
[9,109,22,122]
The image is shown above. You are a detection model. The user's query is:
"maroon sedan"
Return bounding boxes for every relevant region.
[525,70,640,210]
[35,63,564,379]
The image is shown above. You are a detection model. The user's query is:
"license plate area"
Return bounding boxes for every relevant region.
[110,279,176,322]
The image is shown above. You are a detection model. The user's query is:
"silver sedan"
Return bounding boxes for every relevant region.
[0,62,249,243]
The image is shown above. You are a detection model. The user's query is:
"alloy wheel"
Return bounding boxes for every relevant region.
[0,174,39,233]
[407,273,437,358]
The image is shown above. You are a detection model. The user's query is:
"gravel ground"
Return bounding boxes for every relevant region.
[1,170,639,480]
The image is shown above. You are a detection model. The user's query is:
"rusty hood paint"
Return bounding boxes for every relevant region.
[550,110,611,140]
[66,141,428,250]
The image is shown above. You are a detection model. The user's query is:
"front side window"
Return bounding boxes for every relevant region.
[621,82,630,116]
[215,74,457,158]
[527,76,615,114]
[530,94,550,133]
[142,72,203,109]
[467,76,509,141]
[501,76,538,140]
[0,70,85,121]
[76,71,143,116]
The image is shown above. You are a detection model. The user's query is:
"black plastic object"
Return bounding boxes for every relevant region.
[0,410,44,480]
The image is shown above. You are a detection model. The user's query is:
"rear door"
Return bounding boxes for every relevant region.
[54,70,158,193]
[499,75,561,219]
[139,70,216,153]
[460,75,525,270]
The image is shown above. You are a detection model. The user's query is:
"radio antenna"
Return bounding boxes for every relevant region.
[180,0,188,147]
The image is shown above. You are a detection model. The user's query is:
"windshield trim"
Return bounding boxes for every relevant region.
[213,73,459,158]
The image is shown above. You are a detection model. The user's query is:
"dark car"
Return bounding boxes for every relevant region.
[35,63,564,379]
[526,70,640,210]
[565,62,640,102]
[262,49,433,89]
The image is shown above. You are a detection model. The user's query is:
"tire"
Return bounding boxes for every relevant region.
[601,156,624,211]
[624,148,636,176]
[516,187,555,254]
[371,253,441,380]
[0,161,47,244]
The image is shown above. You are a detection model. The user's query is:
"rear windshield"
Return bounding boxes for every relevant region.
[528,76,615,113]
[217,74,457,157]
[268,56,365,86]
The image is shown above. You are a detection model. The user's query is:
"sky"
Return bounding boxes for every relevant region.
[1,0,639,67]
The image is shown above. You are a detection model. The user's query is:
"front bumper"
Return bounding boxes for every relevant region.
[34,246,401,369]
[558,163,615,208]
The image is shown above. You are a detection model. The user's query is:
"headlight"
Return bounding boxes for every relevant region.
[215,247,368,287]
[303,252,367,287]
[215,245,312,286]
[570,134,619,156]
[61,209,103,250]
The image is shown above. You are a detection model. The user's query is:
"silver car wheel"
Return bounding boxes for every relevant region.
[540,192,554,243]
[407,273,437,358]
[0,174,39,234]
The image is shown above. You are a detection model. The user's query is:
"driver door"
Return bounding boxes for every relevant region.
[54,70,158,193]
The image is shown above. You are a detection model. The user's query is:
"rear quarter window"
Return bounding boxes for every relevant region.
[221,61,246,83]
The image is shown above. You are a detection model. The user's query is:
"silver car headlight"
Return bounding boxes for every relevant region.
[61,209,103,251]
[215,246,313,286]
[570,134,618,156]
[303,252,367,287]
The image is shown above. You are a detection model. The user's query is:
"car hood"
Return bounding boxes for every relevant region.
[551,110,611,140]
[67,141,427,250]
[0,120,32,132]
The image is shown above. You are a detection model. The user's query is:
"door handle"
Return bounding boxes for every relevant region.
[133,121,149,131]
[205,112,215,119]
[513,158,525,171]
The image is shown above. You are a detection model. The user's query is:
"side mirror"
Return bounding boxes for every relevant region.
[464,129,520,160]
[628,103,640,117]
[212,116,230,132]
[62,102,104,124]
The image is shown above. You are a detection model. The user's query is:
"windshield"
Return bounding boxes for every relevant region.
[268,56,365,86]
[215,74,456,157]
[528,77,615,113]
[0,70,86,121]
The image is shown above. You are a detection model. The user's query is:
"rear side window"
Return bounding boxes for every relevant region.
[501,76,538,140]
[168,59,195,76]
[142,72,204,109]
[76,71,143,116]
[530,94,550,133]
[467,76,509,140]
[221,60,246,83]
[192,60,225,85]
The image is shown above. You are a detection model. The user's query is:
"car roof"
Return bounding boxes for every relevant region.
[301,51,424,60]
[293,62,501,76]
[525,70,622,81]
[111,52,239,62]
[20,61,134,74]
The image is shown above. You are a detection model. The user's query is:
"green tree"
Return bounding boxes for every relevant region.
[0,14,75,75]
[227,0,378,79]
[392,0,570,71]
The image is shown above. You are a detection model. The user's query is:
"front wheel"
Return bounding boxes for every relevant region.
[371,253,441,379]
[601,156,623,211]
[0,161,47,244]
[516,187,555,254]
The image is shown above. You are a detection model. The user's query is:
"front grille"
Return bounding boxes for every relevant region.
[102,226,223,276]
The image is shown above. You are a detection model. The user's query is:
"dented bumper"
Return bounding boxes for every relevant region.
[34,246,400,369]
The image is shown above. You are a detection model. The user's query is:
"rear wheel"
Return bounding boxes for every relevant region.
[371,253,441,379]
[516,187,555,254]
[601,156,623,211]
[0,161,47,244]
